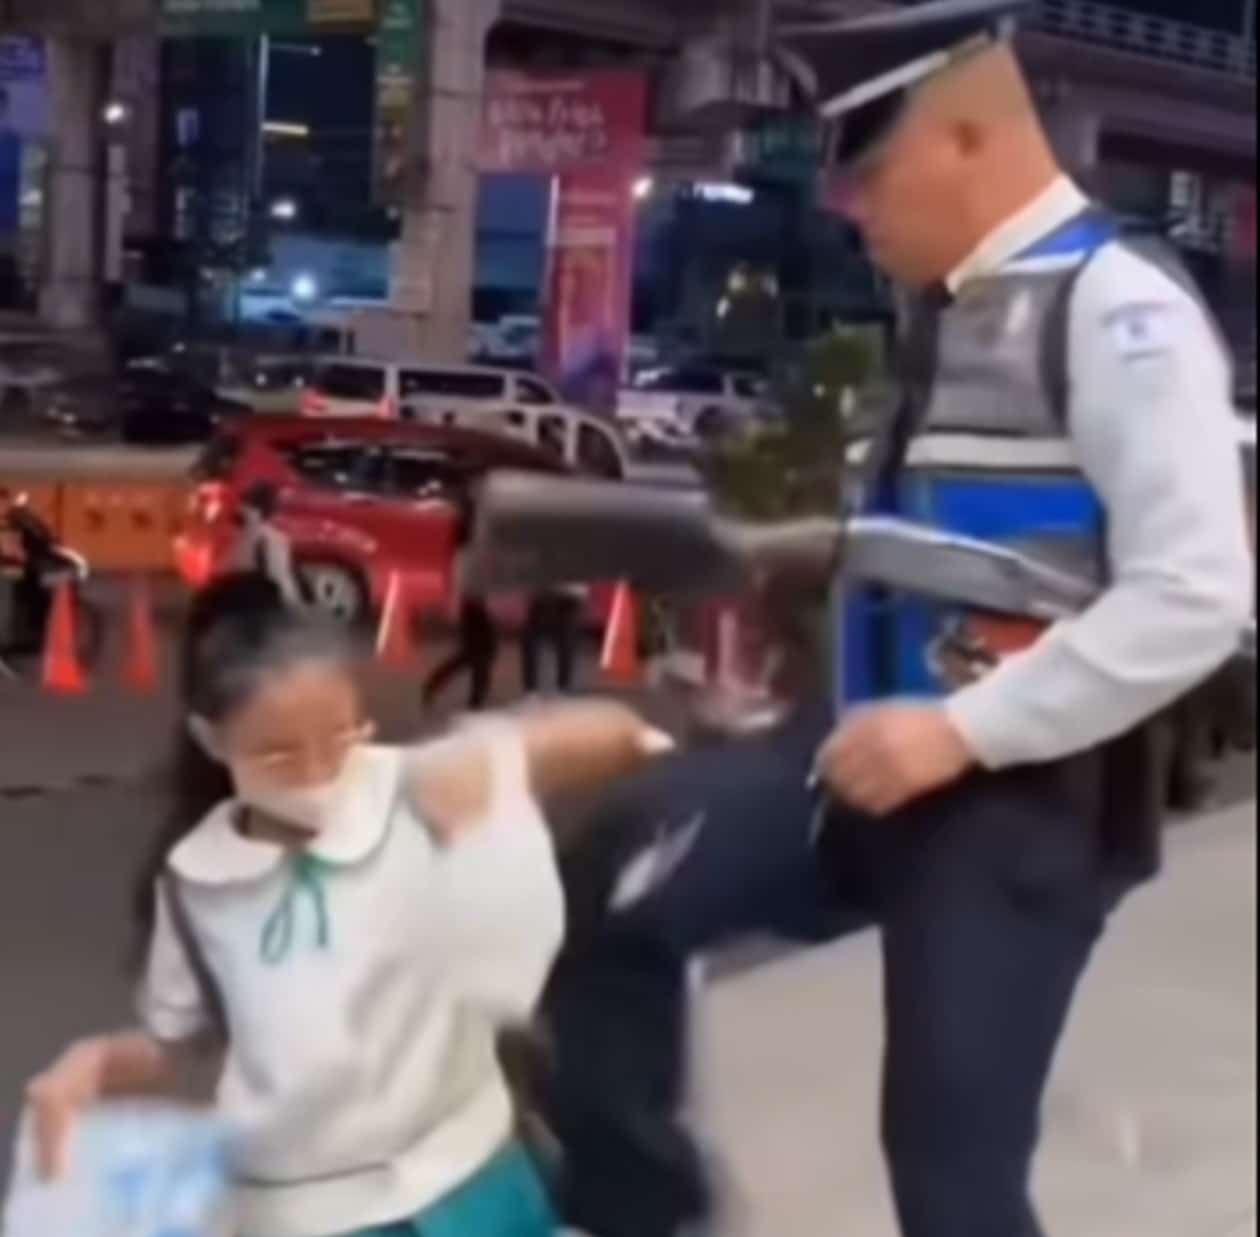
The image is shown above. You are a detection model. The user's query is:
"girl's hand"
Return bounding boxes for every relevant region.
[516,698,675,801]
[25,1040,106,1180]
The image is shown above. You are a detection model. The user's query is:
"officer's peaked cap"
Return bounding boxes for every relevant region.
[779,0,1030,165]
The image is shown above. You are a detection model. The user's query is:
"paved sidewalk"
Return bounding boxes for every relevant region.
[697,803,1257,1237]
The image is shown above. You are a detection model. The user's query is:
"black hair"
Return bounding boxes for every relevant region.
[242,482,280,519]
[133,573,357,949]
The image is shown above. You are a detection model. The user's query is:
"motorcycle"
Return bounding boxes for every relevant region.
[1,501,104,677]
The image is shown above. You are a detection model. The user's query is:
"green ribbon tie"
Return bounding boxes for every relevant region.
[261,853,333,965]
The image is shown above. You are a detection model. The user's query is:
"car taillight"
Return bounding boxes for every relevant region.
[301,390,328,417]
[194,482,228,524]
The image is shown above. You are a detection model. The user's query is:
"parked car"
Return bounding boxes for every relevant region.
[302,358,562,423]
[436,403,630,480]
[216,354,314,415]
[42,362,250,445]
[617,366,775,445]
[118,362,251,445]
[164,344,314,415]
[0,335,68,422]
[43,374,119,438]
[175,416,578,625]
[299,357,627,476]
[481,315,542,367]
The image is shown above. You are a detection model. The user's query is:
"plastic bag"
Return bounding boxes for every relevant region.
[3,1103,232,1237]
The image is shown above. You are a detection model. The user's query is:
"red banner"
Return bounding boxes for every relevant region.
[481,71,647,175]
[482,72,646,412]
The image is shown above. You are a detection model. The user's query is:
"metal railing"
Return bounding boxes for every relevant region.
[1032,0,1256,82]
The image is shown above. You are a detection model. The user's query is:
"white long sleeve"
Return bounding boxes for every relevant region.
[947,242,1253,770]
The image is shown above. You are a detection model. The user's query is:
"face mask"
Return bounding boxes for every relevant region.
[233,745,367,837]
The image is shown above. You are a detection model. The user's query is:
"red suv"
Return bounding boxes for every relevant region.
[176,416,573,624]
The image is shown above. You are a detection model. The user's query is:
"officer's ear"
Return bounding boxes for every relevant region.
[954,117,985,159]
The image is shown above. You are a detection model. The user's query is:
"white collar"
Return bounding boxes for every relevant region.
[170,745,402,886]
[946,176,1089,295]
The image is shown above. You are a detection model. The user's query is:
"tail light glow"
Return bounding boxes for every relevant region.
[301,389,329,417]
[194,482,228,524]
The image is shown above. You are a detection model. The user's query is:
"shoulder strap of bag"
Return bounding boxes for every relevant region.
[1039,208,1119,428]
[161,874,229,1042]
[1040,209,1215,428]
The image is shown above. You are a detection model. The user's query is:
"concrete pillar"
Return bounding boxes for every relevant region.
[39,38,105,332]
[356,0,501,360]
[110,35,161,242]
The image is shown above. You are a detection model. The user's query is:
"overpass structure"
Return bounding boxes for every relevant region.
[2,0,1255,346]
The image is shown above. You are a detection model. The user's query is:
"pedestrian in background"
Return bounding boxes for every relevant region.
[422,580,500,712]
[522,585,586,696]
[423,491,500,713]
[231,482,305,609]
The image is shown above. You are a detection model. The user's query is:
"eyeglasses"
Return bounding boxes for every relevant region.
[235,722,372,781]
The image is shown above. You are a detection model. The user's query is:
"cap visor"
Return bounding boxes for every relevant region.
[832,89,910,167]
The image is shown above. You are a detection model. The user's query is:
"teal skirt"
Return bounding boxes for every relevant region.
[356,1144,556,1237]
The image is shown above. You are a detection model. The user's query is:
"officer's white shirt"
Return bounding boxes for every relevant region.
[943,177,1253,769]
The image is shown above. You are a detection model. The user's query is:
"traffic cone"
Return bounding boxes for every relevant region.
[377,572,417,669]
[600,580,641,685]
[123,575,159,695]
[42,582,88,696]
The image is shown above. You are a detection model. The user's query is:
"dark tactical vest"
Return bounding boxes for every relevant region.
[841,210,1223,884]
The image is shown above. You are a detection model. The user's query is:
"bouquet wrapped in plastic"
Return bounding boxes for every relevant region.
[3,1103,232,1237]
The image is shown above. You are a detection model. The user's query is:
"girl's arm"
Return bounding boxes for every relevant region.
[25,1030,182,1179]
[408,701,674,843]
[517,699,675,801]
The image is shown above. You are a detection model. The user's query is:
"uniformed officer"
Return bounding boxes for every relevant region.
[538,4,1253,1235]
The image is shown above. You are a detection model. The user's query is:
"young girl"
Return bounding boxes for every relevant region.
[26,574,671,1237]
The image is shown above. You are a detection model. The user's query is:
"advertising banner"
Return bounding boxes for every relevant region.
[373,0,426,205]
[482,71,647,412]
[540,171,638,414]
[481,71,647,176]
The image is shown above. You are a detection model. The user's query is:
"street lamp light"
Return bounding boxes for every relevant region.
[103,100,130,127]
[270,197,299,223]
[291,273,319,304]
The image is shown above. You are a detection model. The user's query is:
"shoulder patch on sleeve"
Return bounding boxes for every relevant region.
[1101,300,1179,362]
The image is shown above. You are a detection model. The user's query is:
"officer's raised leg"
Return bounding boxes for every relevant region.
[544,708,834,1237]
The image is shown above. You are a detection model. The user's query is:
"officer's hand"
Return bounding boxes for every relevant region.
[814,703,976,817]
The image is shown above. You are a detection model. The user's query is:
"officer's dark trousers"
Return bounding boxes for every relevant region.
[542,706,1119,1237]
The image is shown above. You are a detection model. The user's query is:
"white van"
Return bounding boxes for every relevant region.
[303,358,562,422]
[446,403,630,481]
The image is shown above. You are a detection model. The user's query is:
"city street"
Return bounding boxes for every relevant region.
[0,608,1254,1234]
[1,0,1255,1231]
